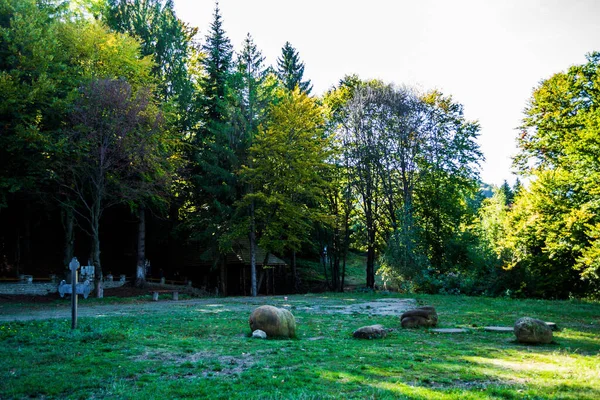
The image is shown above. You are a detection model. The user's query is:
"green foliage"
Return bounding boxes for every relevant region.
[104,0,197,132]
[0,0,70,204]
[230,33,274,156]
[0,0,153,207]
[329,78,483,291]
[276,41,312,94]
[506,52,600,297]
[239,89,332,254]
[187,2,237,258]
[415,90,483,274]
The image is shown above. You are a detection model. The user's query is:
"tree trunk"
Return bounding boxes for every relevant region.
[220,258,228,296]
[366,227,376,289]
[364,192,376,289]
[341,252,347,293]
[92,201,103,298]
[249,201,257,297]
[14,225,20,277]
[322,246,329,288]
[92,230,103,298]
[257,268,265,294]
[291,250,298,292]
[135,203,146,288]
[62,208,75,270]
[332,253,340,291]
[22,201,32,272]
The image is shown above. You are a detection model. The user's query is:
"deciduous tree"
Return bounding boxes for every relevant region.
[239,89,331,295]
[58,79,168,297]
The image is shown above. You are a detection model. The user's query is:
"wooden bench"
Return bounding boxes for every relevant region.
[149,290,179,301]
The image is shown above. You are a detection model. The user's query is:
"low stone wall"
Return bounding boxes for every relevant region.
[0,280,127,296]
[0,283,58,296]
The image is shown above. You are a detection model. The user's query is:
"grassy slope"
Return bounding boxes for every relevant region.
[297,251,381,289]
[1,293,599,399]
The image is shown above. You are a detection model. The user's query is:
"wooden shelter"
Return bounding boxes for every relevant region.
[178,239,289,296]
[223,240,288,295]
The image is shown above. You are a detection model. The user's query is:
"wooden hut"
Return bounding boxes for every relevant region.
[178,239,288,296]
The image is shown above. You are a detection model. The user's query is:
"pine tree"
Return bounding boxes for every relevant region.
[500,180,514,206]
[190,1,237,276]
[276,41,312,94]
[200,1,233,127]
[231,33,271,296]
[512,178,523,198]
[232,33,269,149]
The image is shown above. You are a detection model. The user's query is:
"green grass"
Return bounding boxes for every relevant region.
[1,293,599,399]
[297,251,383,288]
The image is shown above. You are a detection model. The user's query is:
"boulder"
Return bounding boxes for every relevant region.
[251,329,267,339]
[249,305,296,338]
[514,317,553,344]
[353,324,388,339]
[400,306,438,328]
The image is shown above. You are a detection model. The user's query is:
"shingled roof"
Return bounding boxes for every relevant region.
[226,239,287,266]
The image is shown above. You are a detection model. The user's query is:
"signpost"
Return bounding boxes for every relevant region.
[69,257,80,330]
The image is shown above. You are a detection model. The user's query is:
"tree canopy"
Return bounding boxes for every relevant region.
[1,0,598,299]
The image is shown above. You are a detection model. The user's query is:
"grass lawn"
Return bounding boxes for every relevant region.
[1,293,599,399]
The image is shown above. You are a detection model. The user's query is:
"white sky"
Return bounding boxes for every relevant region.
[174,0,600,186]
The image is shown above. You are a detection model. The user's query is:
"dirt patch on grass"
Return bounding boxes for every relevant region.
[294,298,416,316]
[416,378,524,390]
[134,349,255,376]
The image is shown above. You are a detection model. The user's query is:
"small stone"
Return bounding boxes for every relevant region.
[545,322,558,331]
[353,324,387,339]
[514,317,553,344]
[430,328,468,333]
[252,329,267,339]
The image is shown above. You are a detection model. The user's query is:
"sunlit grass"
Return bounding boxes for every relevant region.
[0,293,599,399]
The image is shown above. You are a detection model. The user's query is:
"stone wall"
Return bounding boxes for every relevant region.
[0,280,127,296]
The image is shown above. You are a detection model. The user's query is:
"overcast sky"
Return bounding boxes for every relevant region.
[173,0,600,186]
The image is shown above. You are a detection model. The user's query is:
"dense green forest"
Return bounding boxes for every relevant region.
[0,0,598,299]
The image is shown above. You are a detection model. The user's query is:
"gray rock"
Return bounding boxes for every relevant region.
[252,329,267,339]
[401,306,438,328]
[249,305,296,338]
[353,324,387,339]
[514,317,553,344]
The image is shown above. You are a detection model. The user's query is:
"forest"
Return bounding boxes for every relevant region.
[1,0,599,299]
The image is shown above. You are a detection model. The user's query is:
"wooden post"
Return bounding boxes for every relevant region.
[69,257,80,330]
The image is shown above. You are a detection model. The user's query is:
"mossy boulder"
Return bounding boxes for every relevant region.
[514,317,553,344]
[353,324,388,339]
[400,306,438,328]
[249,305,296,338]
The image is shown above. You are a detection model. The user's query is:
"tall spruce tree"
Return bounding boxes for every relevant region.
[276,41,312,94]
[232,33,269,296]
[190,1,236,288]
[239,36,267,131]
